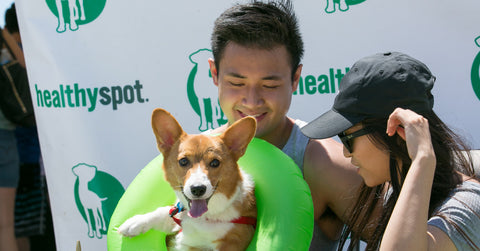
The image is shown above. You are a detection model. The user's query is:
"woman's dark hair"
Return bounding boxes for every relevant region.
[338,110,477,251]
[210,0,303,80]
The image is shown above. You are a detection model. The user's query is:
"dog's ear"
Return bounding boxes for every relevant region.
[151,108,185,155]
[221,116,256,160]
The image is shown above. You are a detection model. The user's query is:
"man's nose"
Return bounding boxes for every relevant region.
[242,85,264,107]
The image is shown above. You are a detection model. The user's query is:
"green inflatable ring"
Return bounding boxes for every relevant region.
[107,138,314,250]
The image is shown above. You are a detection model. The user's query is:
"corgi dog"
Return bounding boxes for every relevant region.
[118,108,257,251]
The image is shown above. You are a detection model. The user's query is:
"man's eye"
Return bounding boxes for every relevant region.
[229,82,244,87]
[209,159,220,168]
[179,158,189,167]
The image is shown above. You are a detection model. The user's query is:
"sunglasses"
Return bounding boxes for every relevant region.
[338,127,372,153]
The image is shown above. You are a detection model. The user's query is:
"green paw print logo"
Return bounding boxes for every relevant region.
[46,0,107,33]
[325,0,366,13]
[471,36,480,101]
[72,163,124,239]
[187,49,227,132]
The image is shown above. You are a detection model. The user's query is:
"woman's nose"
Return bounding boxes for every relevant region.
[343,145,352,158]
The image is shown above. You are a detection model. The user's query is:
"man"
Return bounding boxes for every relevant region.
[208,1,362,249]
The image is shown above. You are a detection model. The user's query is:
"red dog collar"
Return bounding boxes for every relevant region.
[230,216,257,228]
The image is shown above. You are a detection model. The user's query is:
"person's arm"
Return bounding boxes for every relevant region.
[303,137,363,239]
[1,28,25,68]
[380,108,456,251]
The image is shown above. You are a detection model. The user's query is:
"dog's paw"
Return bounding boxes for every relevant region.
[117,214,152,237]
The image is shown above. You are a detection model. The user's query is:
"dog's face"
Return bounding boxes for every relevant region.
[151,108,256,218]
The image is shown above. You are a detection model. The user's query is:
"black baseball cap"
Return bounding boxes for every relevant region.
[301,52,435,139]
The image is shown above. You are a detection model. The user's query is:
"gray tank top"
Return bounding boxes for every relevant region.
[282,119,340,250]
[281,119,309,174]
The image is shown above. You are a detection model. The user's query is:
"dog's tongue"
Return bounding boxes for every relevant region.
[189,199,208,218]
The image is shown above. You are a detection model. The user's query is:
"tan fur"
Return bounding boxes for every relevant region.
[151,108,257,250]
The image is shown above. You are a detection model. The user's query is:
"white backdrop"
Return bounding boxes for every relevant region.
[14,0,480,250]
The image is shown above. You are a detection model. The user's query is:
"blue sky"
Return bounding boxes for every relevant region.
[0,0,15,28]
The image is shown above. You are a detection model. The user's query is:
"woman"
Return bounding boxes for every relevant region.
[0,25,22,251]
[1,4,41,251]
[301,52,480,250]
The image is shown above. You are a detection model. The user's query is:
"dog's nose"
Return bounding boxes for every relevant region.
[190,185,207,197]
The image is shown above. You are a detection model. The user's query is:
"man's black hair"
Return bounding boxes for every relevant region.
[211,0,304,79]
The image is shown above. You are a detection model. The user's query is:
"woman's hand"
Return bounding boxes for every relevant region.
[380,108,443,251]
[386,108,435,164]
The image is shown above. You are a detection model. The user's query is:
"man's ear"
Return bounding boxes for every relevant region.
[208,58,219,87]
[151,108,185,155]
[292,64,303,92]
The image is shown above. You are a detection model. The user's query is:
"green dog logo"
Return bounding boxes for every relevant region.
[187,49,227,132]
[471,36,480,101]
[325,0,366,13]
[72,163,124,239]
[45,0,107,33]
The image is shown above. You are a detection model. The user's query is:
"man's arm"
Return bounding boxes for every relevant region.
[303,138,363,239]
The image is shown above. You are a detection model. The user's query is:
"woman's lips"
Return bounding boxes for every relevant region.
[351,161,360,172]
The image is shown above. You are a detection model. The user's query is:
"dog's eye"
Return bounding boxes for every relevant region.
[209,159,220,168]
[179,158,189,167]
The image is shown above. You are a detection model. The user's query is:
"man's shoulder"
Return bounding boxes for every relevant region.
[302,136,362,224]
[303,136,359,188]
[288,116,347,169]
[304,137,344,163]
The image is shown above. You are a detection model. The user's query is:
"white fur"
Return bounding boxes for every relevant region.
[183,166,214,199]
[207,170,254,219]
[118,169,254,250]
[173,170,254,250]
[117,206,178,237]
